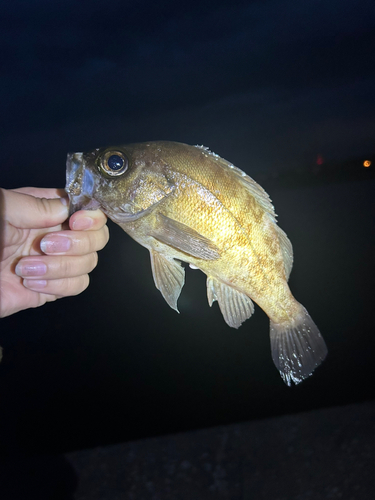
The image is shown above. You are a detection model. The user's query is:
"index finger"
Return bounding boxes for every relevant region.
[69,209,107,231]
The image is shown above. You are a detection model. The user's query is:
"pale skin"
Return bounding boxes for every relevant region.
[0,187,109,318]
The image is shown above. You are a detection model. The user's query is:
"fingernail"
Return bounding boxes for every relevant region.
[41,235,71,254]
[72,217,93,230]
[15,261,47,277]
[60,196,69,206]
[23,279,47,290]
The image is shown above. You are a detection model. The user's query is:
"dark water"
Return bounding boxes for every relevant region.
[0,176,374,455]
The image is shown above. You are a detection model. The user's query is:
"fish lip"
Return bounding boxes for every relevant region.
[68,196,101,217]
[65,152,100,216]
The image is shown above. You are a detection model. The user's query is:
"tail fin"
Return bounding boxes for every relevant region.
[270,306,327,386]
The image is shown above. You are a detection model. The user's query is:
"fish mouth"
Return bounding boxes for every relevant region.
[65,152,101,216]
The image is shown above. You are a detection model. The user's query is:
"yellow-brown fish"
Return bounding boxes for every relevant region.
[65,141,327,385]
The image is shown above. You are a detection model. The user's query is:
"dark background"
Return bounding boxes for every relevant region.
[0,0,374,456]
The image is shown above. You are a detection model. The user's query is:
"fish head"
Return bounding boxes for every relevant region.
[66,147,132,217]
[65,142,175,222]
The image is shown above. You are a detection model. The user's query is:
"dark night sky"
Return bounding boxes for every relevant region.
[0,0,375,455]
[2,0,375,184]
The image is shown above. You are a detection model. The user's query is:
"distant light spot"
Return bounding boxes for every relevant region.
[363,160,371,167]
[316,155,324,165]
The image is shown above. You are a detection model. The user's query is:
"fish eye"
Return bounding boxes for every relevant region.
[100,150,128,176]
[108,154,124,170]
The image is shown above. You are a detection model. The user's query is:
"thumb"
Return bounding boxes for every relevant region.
[1,188,69,229]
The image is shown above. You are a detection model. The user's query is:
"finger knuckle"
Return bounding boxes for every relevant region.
[37,197,56,224]
[60,257,73,276]
[80,274,90,293]
[98,225,109,250]
[86,252,98,273]
[65,275,90,296]
[104,224,110,243]
[91,252,99,271]
[76,234,93,255]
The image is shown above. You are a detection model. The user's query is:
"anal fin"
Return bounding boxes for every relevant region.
[207,277,254,328]
[150,250,185,312]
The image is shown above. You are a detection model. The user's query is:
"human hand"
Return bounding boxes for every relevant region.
[0,187,109,318]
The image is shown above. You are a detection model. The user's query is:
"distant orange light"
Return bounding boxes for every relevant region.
[363,160,371,167]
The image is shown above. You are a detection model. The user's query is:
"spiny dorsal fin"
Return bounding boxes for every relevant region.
[194,145,275,217]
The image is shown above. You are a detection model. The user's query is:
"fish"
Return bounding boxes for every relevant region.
[65,141,327,385]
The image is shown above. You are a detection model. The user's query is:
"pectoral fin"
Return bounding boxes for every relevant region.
[150,250,185,312]
[151,214,220,260]
[207,277,254,328]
